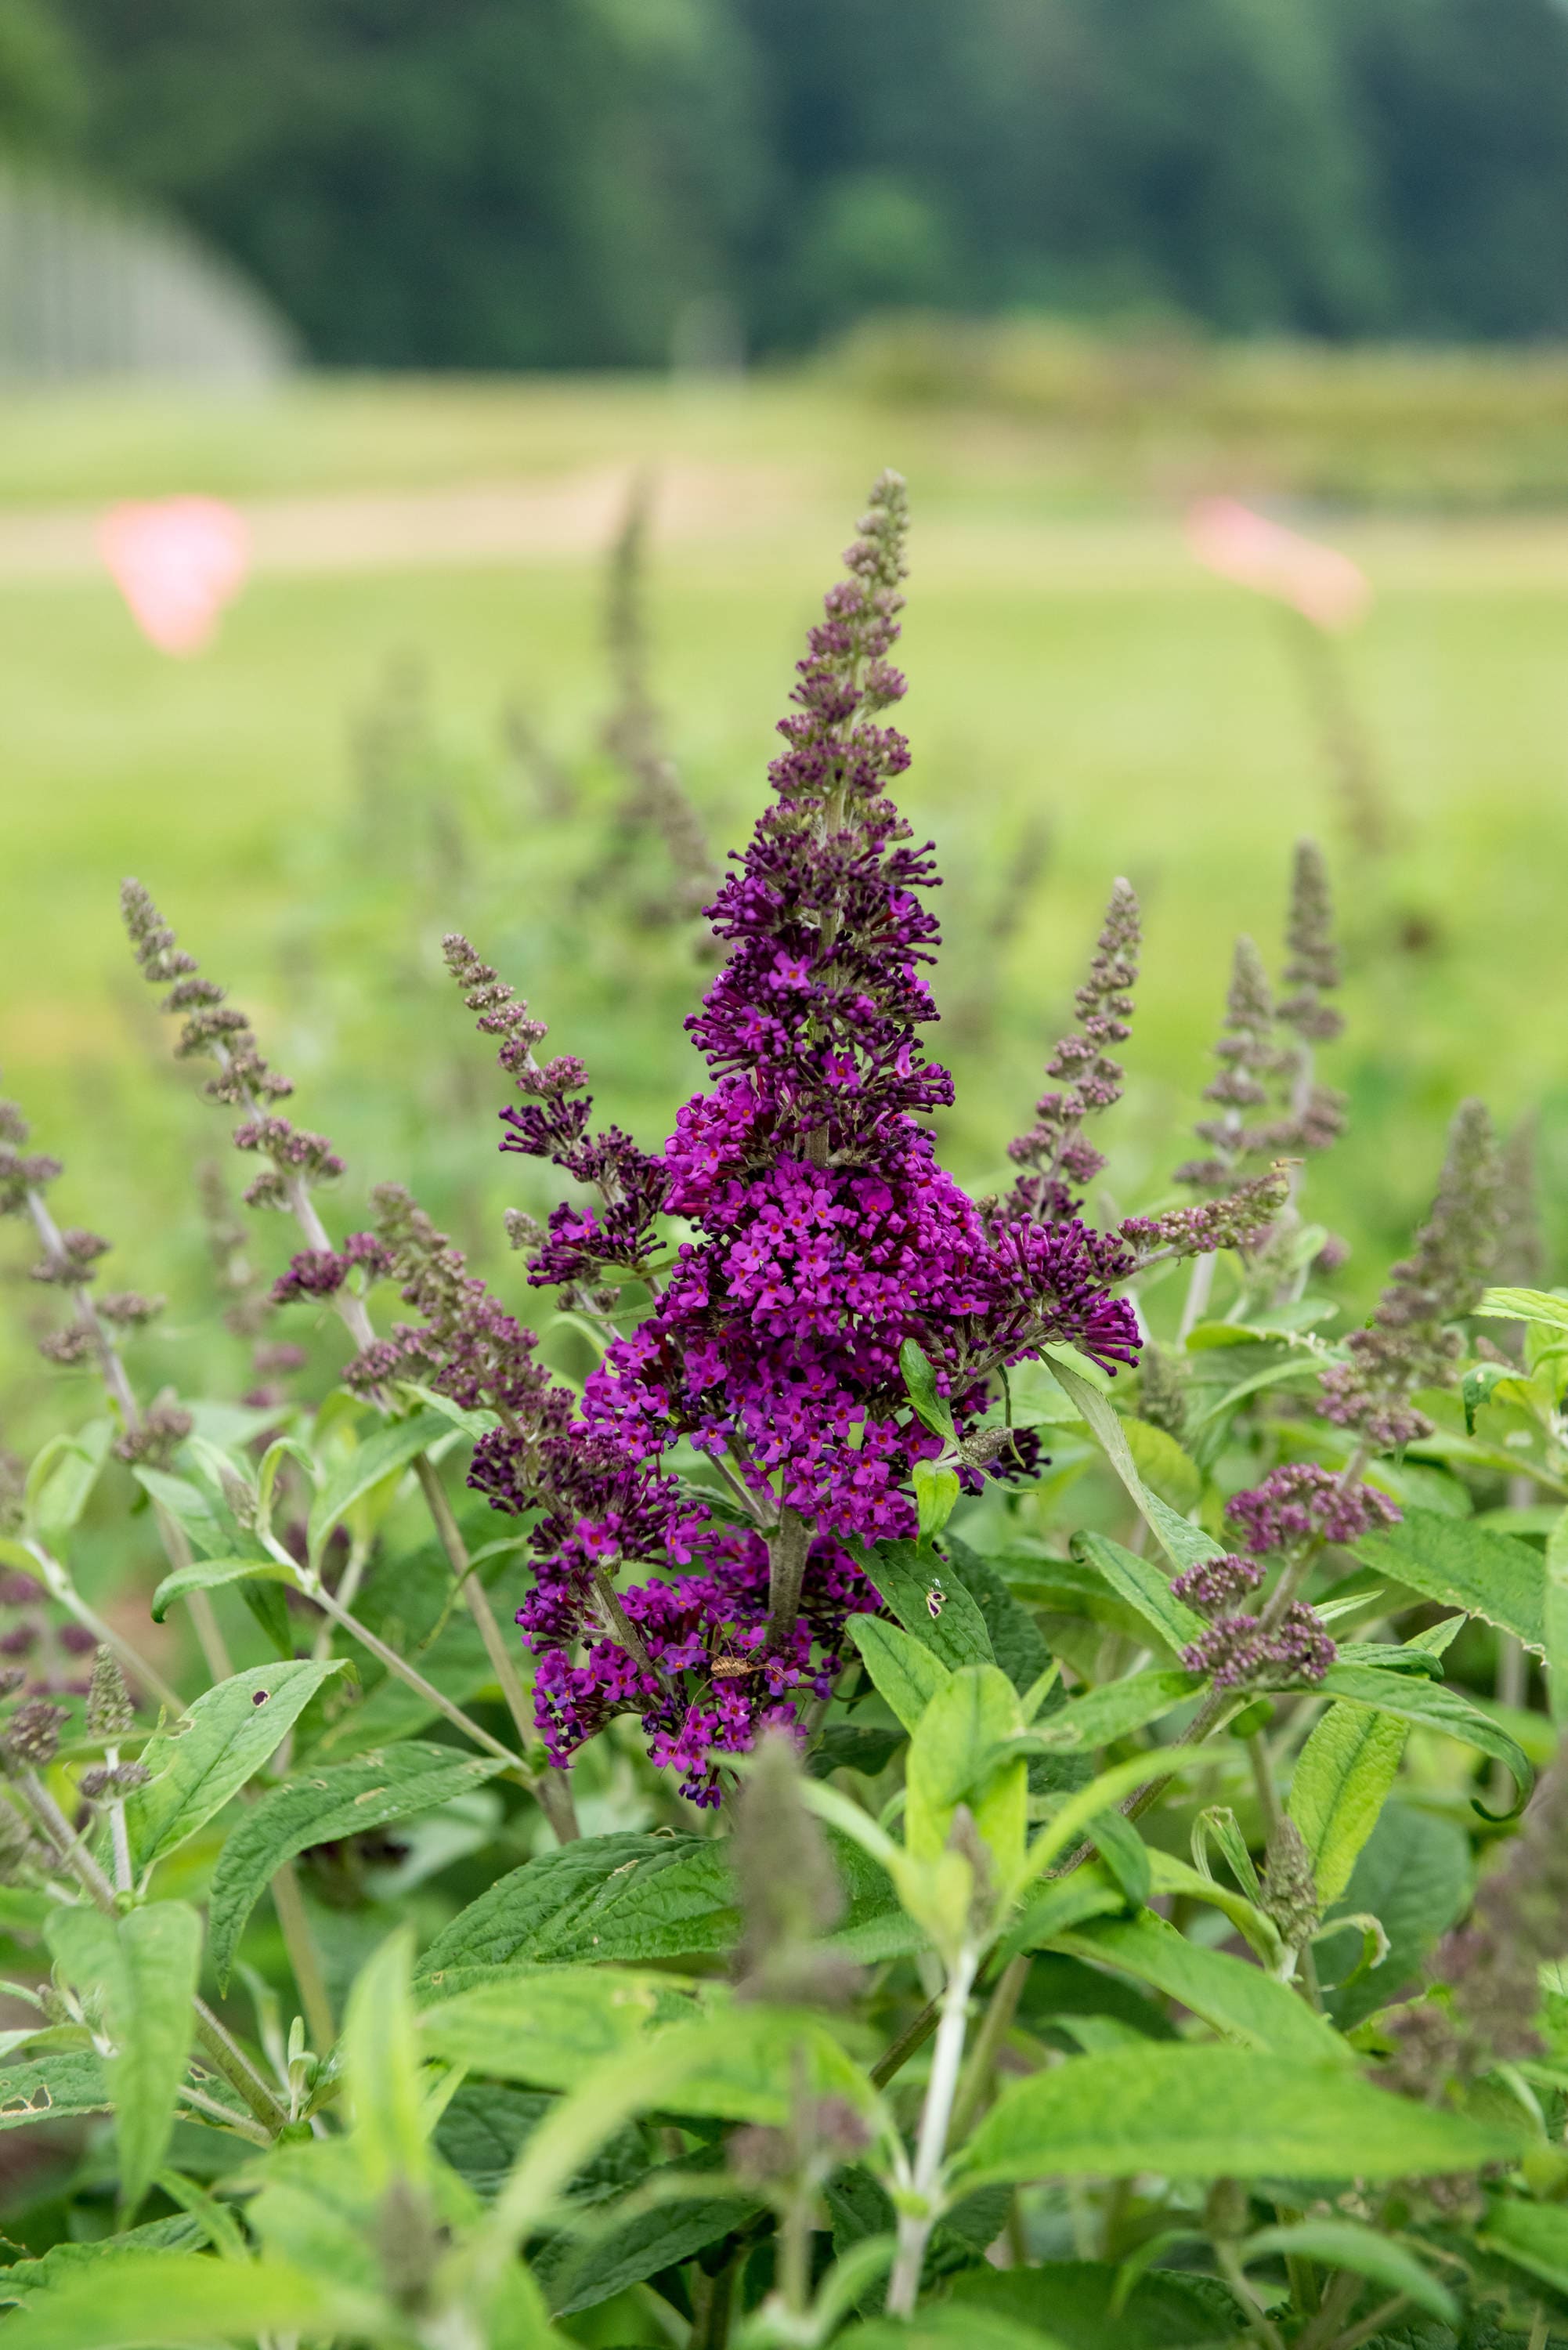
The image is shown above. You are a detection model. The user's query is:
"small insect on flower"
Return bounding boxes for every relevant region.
[925,1578,946,1620]
[710,1650,761,1681]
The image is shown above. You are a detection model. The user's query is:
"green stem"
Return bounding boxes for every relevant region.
[948,1951,1030,2142]
[270,1859,335,2053]
[413,1454,579,1843]
[192,1998,290,2135]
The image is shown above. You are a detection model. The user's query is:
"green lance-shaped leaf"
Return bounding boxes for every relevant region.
[420,1972,871,2126]
[1354,1508,1545,1653]
[0,2048,109,2131]
[45,1902,201,2214]
[209,1743,509,1988]
[417,1833,740,1988]
[305,1408,452,1567]
[123,1660,349,1877]
[27,1422,113,1556]
[1048,1911,1347,2063]
[1288,1704,1408,1908]
[959,2043,1523,2188]
[1479,2196,1568,2299]
[1476,1284,1568,1333]
[344,1928,429,2192]
[1039,1667,1201,1752]
[1548,1505,1568,1729]
[899,1337,956,1442]
[150,1556,297,1623]
[1312,1660,1533,1817]
[855,1537,995,1668]
[836,2312,1064,2350]
[1239,2218,1458,2325]
[847,1614,951,1732]
[0,2251,379,2349]
[129,1468,231,1559]
[1047,1359,1225,1571]
[913,1459,961,1546]
[1068,1531,1206,1656]
[905,1664,1027,1879]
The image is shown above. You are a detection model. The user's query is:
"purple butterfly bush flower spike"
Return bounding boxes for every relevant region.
[449,474,1141,1803]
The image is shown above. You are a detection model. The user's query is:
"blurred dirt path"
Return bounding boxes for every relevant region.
[0,457,807,580]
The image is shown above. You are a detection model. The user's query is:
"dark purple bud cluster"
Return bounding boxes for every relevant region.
[0,1097,62,1218]
[1226,1462,1400,1555]
[444,933,667,1286]
[113,1397,194,1470]
[1170,1553,1263,1612]
[1321,1099,1500,1448]
[1120,1161,1293,1264]
[1182,1600,1337,1689]
[1004,879,1139,1220]
[121,880,294,1108]
[272,1231,394,1306]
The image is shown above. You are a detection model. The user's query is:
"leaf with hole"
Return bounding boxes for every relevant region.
[123,1660,349,1876]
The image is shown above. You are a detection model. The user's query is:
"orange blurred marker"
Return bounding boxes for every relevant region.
[1185,496,1371,633]
[99,497,251,656]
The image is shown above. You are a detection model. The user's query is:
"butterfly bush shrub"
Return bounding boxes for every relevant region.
[0,475,1566,2350]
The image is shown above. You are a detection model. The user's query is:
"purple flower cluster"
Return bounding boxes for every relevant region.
[448,475,1141,1802]
[1226,1462,1400,1556]
[1181,1600,1337,1690]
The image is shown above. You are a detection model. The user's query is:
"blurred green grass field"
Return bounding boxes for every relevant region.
[4,371,1568,1432]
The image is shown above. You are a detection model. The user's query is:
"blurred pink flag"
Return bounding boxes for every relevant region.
[1185,497,1370,632]
[99,497,251,655]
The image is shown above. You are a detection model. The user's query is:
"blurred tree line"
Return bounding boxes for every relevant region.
[4,0,1568,365]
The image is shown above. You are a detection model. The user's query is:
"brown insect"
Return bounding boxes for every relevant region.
[710,1650,763,1681]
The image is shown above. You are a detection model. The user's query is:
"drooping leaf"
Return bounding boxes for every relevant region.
[1240,2218,1457,2323]
[1354,1509,1545,1652]
[1288,1704,1408,1908]
[306,1410,452,1567]
[995,1871,1129,1965]
[420,1977,873,2125]
[847,1615,950,1732]
[1047,1361,1224,1572]
[416,1834,739,1990]
[1084,1813,1149,1911]
[943,1540,1051,1695]
[123,1660,349,1876]
[1312,1661,1533,1816]
[1121,1419,1202,1513]
[150,1556,296,1624]
[45,1902,201,2213]
[914,1459,961,1545]
[1321,1802,1472,2030]
[1548,1506,1568,1730]
[1047,1911,1347,2062]
[1070,1532,1206,1658]
[960,2043,1521,2186]
[208,1743,508,1987]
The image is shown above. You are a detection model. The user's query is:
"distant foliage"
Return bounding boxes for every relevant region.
[0,477,1566,2345]
[20,0,1568,363]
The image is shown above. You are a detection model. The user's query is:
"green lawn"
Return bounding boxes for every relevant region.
[3,374,1566,1430]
